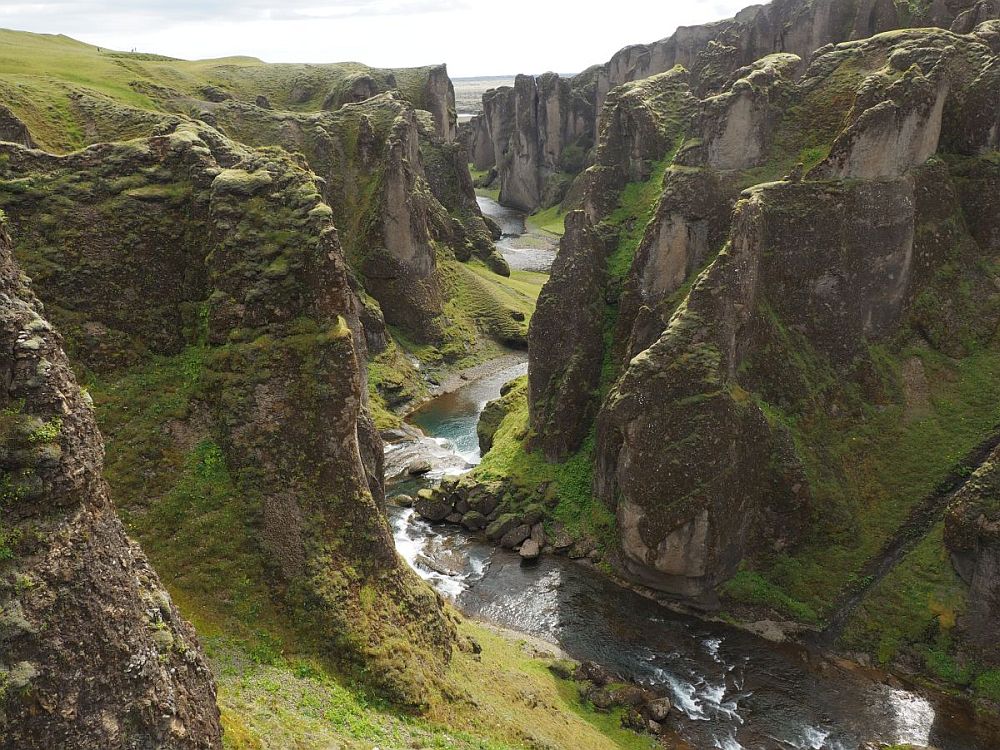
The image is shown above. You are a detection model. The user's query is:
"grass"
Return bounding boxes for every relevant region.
[525,205,566,236]
[841,522,966,666]
[211,619,657,750]
[464,263,548,323]
[743,347,1000,623]
[0,28,449,152]
[605,157,672,284]
[473,379,616,544]
[720,571,820,624]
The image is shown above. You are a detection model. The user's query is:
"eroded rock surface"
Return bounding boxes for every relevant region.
[0,222,222,748]
[530,25,1000,599]
[0,121,454,706]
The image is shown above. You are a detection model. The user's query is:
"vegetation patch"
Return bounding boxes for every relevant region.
[473,379,615,544]
[211,620,656,750]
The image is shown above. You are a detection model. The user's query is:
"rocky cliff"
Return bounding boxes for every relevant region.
[0,219,222,748]
[467,0,999,213]
[517,17,1000,692]
[0,28,532,429]
[0,121,455,710]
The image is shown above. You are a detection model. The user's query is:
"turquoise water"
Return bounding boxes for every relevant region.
[409,360,527,465]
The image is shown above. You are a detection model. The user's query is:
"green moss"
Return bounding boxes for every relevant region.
[841,524,966,668]
[974,671,1000,702]
[87,346,279,639]
[526,205,566,236]
[720,571,819,623]
[473,380,615,544]
[605,157,671,284]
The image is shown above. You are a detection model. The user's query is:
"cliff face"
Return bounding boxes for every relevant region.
[0,221,222,748]
[0,122,454,708]
[528,17,1000,639]
[206,92,505,345]
[473,0,999,212]
[0,31,528,425]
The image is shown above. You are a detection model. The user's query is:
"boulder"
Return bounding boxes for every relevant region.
[500,524,532,549]
[407,459,432,476]
[486,513,520,541]
[530,522,546,546]
[519,539,541,560]
[390,493,414,507]
[644,696,672,722]
[414,488,453,522]
[461,510,487,531]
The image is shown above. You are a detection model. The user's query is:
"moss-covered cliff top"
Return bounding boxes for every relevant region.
[0,27,450,152]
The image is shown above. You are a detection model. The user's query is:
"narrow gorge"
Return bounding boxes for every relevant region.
[1,0,999,748]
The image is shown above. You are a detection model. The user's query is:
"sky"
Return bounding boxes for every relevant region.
[0,0,753,77]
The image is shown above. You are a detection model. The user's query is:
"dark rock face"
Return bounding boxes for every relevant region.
[598,178,922,594]
[527,212,608,461]
[0,121,454,706]
[0,105,33,148]
[473,0,997,212]
[945,446,1000,662]
[0,223,222,748]
[528,67,699,461]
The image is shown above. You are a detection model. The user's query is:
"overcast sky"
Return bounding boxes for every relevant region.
[0,1,752,77]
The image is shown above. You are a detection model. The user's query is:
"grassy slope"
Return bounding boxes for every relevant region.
[213,620,657,750]
[0,28,438,152]
[88,341,646,750]
[525,204,566,236]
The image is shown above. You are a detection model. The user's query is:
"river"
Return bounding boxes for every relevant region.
[383,199,991,750]
[477,195,558,272]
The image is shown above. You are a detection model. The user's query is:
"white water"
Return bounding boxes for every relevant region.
[384,347,986,750]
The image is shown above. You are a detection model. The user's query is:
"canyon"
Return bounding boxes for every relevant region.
[1,0,999,747]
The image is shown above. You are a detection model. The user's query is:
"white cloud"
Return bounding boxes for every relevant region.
[0,0,753,77]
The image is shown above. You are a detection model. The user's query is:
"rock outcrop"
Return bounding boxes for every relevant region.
[472,0,999,212]
[528,212,608,461]
[0,105,33,148]
[0,121,454,705]
[945,445,1000,663]
[0,220,222,748]
[195,92,505,345]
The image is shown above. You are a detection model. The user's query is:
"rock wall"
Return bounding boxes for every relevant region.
[945,446,1000,663]
[473,0,999,212]
[207,92,505,345]
[0,221,222,748]
[0,122,454,706]
[529,24,1000,599]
